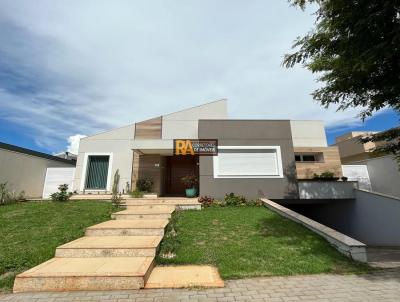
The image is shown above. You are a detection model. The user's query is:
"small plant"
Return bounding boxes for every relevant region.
[50,184,72,202]
[130,189,144,198]
[136,177,154,192]
[224,192,247,206]
[313,171,339,181]
[341,176,348,181]
[111,170,123,208]
[198,196,215,207]
[181,174,198,189]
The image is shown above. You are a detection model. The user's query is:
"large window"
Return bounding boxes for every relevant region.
[85,155,110,189]
[213,146,283,178]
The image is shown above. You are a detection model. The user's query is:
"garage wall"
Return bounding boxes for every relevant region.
[0,148,75,198]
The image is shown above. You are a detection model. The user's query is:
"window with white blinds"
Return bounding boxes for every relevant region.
[213,146,283,178]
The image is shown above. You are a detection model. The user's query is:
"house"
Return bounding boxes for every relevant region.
[73,99,342,200]
[0,142,76,198]
[335,131,400,198]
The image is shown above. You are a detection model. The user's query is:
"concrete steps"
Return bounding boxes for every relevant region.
[111,206,175,220]
[55,236,163,257]
[13,257,155,292]
[85,220,169,236]
[124,198,201,210]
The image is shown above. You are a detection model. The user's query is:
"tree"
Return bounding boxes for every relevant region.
[283,0,400,160]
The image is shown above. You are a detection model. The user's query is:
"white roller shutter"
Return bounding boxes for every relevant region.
[42,167,75,198]
[213,146,283,178]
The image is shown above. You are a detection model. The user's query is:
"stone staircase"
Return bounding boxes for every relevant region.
[13,198,200,293]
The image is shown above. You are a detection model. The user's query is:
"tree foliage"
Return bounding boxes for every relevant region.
[284,0,400,159]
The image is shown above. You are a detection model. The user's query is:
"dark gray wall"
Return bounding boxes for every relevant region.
[356,156,400,198]
[288,190,400,246]
[198,120,298,200]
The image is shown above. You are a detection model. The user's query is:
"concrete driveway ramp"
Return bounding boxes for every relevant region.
[145,265,224,289]
[13,257,155,292]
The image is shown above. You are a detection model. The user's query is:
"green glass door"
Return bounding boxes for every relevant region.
[85,156,110,189]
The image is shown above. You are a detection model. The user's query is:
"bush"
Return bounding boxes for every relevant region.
[313,171,339,181]
[130,189,144,198]
[224,193,247,206]
[198,196,215,207]
[50,184,72,202]
[136,177,153,192]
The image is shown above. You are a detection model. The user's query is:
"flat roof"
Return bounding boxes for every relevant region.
[0,142,76,165]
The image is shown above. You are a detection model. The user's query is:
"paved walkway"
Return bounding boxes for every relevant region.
[2,268,399,301]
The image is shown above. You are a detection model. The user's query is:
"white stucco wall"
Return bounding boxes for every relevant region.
[290,120,328,147]
[73,124,135,193]
[161,99,228,139]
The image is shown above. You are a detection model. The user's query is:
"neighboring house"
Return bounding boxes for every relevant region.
[334,131,400,198]
[73,99,342,200]
[54,151,78,161]
[0,142,76,198]
[333,131,384,164]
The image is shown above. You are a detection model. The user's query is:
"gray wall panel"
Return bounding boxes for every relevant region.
[198,120,298,199]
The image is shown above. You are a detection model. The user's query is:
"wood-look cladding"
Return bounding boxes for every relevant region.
[134,116,162,139]
[294,147,342,179]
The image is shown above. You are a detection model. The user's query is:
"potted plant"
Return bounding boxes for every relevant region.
[181,174,198,197]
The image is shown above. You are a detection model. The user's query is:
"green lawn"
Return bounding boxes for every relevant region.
[157,206,369,279]
[0,201,116,293]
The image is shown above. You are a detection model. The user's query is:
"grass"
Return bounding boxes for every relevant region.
[0,200,117,293]
[157,206,370,279]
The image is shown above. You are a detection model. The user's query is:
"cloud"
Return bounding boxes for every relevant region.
[0,0,370,152]
[66,134,86,154]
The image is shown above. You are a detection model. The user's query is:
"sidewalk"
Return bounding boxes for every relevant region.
[1,268,399,302]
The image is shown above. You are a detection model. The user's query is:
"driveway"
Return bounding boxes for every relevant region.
[1,268,399,302]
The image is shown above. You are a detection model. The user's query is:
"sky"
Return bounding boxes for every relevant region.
[0,0,398,154]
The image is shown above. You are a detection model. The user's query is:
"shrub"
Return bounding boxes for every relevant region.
[181,174,198,189]
[0,182,26,205]
[111,170,123,208]
[224,192,247,206]
[198,196,215,207]
[313,171,339,181]
[341,176,348,181]
[136,177,153,192]
[130,189,144,198]
[50,184,72,202]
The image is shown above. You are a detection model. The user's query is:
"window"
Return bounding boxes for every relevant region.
[85,156,110,189]
[295,153,324,162]
[213,146,283,178]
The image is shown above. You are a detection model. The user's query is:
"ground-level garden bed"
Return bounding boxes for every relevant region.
[0,201,116,293]
[157,206,370,279]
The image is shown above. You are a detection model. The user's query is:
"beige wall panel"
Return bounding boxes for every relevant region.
[290,120,327,147]
[294,146,342,179]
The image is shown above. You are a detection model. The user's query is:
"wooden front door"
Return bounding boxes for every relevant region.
[165,155,199,196]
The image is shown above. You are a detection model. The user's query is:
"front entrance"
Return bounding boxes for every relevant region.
[165,155,199,196]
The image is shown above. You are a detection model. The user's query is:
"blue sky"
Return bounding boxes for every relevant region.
[0,1,398,154]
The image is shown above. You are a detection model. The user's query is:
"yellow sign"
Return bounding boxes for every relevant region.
[173,139,218,156]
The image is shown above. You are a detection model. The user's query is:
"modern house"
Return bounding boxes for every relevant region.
[0,142,76,198]
[73,99,342,200]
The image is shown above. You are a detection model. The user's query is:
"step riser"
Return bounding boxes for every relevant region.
[112,214,171,220]
[55,248,156,257]
[13,259,155,293]
[85,229,164,236]
[13,276,145,292]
